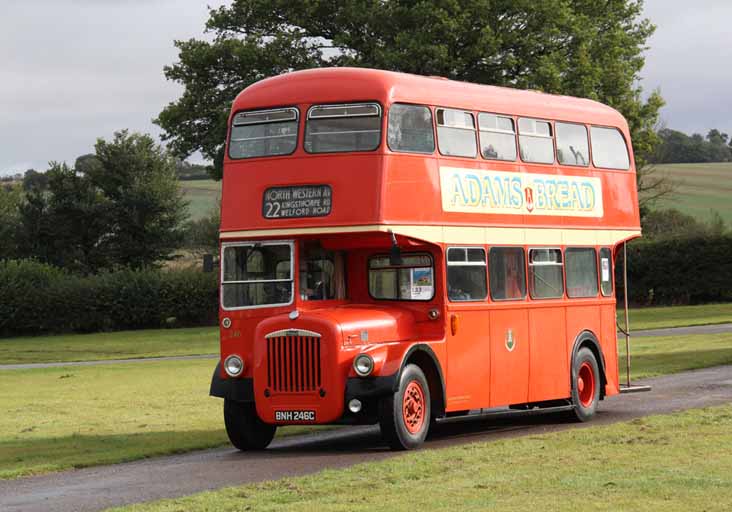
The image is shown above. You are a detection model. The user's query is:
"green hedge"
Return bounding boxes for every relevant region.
[624,235,732,305]
[0,260,218,337]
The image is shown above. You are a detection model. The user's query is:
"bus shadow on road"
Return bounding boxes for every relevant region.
[261,410,580,455]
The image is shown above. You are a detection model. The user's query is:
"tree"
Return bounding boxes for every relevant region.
[158,0,664,181]
[90,131,189,269]
[18,162,111,272]
[0,184,23,260]
[22,169,48,192]
[17,132,188,272]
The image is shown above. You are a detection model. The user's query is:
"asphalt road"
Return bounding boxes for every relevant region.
[2,364,731,512]
[1,323,730,371]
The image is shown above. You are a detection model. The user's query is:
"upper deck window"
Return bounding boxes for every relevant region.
[229,108,298,159]
[221,242,293,309]
[518,118,554,164]
[436,108,477,158]
[305,103,381,153]
[387,104,435,154]
[591,126,630,170]
[556,122,589,167]
[478,113,517,161]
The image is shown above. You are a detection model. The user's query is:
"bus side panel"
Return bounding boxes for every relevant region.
[528,306,569,402]
[600,303,620,396]
[445,306,491,411]
[565,304,601,370]
[489,308,529,407]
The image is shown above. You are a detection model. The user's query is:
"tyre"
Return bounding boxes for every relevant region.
[568,347,601,422]
[378,364,431,450]
[223,399,276,450]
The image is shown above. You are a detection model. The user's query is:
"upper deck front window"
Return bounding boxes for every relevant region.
[221,242,293,309]
[229,108,299,159]
[305,103,381,153]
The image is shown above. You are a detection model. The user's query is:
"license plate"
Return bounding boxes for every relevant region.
[275,410,316,422]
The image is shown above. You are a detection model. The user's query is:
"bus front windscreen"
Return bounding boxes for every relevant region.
[221,243,293,309]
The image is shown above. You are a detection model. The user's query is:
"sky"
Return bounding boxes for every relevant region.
[1,0,731,175]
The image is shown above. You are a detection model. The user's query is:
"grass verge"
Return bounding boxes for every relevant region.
[0,359,321,480]
[2,331,730,480]
[617,302,732,331]
[107,405,732,512]
[0,327,218,365]
[619,332,732,380]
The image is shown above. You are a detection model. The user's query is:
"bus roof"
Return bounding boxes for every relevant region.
[231,67,628,130]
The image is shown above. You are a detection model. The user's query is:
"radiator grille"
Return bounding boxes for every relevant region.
[266,332,321,393]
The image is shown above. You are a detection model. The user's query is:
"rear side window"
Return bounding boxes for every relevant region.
[229,108,298,159]
[305,103,381,153]
[489,247,526,300]
[565,248,598,298]
[591,127,630,170]
[556,122,589,166]
[529,248,564,299]
[436,108,477,158]
[599,247,613,297]
[518,118,554,164]
[478,113,516,161]
[447,247,487,301]
[387,104,435,154]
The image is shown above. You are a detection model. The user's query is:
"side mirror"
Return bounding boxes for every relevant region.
[389,231,403,266]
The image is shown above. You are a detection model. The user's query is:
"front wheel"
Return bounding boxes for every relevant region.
[378,364,431,450]
[568,347,601,422]
[224,399,276,450]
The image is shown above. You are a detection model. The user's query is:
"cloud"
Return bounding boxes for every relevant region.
[0,0,227,173]
[641,0,732,135]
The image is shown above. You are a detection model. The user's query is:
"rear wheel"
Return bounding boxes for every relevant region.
[569,347,600,422]
[378,364,431,450]
[224,399,276,450]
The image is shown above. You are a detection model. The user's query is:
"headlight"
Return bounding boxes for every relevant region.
[224,354,244,377]
[353,354,374,377]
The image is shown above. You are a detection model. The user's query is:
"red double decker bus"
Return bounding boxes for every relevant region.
[209,68,641,450]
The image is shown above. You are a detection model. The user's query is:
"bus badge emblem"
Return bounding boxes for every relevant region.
[506,329,516,352]
[525,187,534,213]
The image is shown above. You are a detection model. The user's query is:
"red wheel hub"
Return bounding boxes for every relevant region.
[577,361,595,408]
[402,381,426,434]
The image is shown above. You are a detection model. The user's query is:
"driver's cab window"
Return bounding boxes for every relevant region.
[299,241,347,300]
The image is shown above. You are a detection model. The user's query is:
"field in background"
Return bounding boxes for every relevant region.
[179,179,220,220]
[110,405,732,512]
[650,162,732,224]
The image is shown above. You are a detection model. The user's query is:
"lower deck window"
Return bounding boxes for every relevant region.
[489,247,526,300]
[447,247,487,301]
[599,247,613,296]
[529,248,564,299]
[369,254,434,301]
[566,248,599,298]
[221,243,293,308]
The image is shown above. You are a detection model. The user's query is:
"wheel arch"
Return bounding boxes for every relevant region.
[399,344,446,418]
[570,330,607,399]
